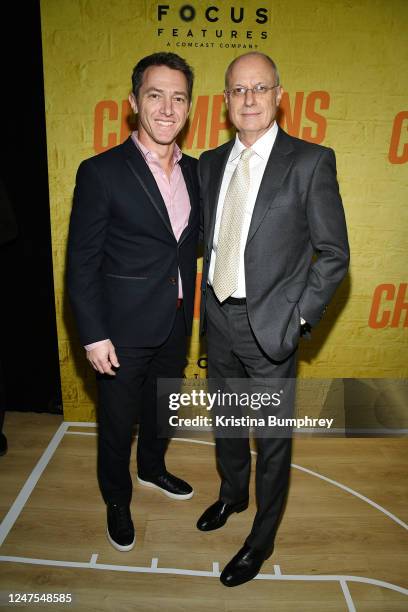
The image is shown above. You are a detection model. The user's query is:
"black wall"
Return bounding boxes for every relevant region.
[0,2,62,413]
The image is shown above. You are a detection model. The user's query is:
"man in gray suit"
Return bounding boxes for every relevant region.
[197,52,349,586]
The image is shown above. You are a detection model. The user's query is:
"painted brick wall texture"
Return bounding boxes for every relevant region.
[40,0,408,421]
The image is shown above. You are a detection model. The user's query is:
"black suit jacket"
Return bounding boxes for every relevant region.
[67,136,199,347]
[199,127,350,361]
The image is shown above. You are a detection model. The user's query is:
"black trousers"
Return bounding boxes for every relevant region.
[96,308,187,505]
[206,288,297,556]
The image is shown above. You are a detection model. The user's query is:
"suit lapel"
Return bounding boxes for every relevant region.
[206,141,234,252]
[122,137,174,237]
[246,128,295,244]
[178,156,198,247]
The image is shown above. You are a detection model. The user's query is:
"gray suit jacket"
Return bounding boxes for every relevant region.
[199,127,350,361]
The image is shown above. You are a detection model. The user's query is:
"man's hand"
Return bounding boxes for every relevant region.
[86,340,120,375]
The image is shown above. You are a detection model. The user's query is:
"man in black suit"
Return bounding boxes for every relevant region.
[67,53,199,552]
[197,52,349,586]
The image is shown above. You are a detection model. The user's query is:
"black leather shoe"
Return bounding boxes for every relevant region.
[220,543,270,587]
[106,503,135,552]
[196,499,248,531]
[137,471,193,500]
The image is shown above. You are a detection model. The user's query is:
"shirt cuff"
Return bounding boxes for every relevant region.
[85,339,110,352]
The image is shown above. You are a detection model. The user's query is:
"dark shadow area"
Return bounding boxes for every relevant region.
[0,2,62,413]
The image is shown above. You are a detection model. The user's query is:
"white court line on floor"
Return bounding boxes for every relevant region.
[340,579,356,612]
[65,431,96,436]
[1,420,407,605]
[291,463,408,531]
[0,554,407,597]
[90,554,98,567]
[67,428,408,532]
[169,436,408,532]
[0,421,69,547]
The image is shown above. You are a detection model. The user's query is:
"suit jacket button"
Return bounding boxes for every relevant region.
[170,277,177,285]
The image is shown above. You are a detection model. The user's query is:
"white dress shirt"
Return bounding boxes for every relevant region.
[208,122,278,298]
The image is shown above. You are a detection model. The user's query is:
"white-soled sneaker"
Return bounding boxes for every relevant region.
[137,471,194,500]
[106,503,135,551]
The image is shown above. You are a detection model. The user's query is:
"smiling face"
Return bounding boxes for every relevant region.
[129,64,190,151]
[225,54,283,146]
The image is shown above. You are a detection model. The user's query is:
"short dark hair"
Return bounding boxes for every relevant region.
[131,52,194,102]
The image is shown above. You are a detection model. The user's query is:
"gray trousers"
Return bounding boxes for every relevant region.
[206,288,297,555]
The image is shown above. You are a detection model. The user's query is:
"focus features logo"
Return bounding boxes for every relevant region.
[157,4,269,43]
[158,5,268,24]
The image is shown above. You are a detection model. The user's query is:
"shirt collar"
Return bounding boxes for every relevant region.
[229,121,279,162]
[131,131,182,165]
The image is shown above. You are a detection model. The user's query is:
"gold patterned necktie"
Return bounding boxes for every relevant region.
[212,147,253,303]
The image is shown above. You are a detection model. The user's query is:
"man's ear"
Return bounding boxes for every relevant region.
[275,86,283,107]
[224,91,229,110]
[129,92,138,115]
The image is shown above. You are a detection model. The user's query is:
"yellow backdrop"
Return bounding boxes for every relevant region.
[40,0,408,421]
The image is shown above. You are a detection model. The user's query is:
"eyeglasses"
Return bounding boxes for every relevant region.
[225,84,279,97]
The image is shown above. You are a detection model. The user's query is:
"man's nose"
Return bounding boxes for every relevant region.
[160,96,174,115]
[244,89,255,106]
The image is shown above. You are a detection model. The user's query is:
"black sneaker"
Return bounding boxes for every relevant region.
[106,503,135,551]
[137,471,193,500]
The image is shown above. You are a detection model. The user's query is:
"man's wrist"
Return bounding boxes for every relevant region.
[84,339,110,351]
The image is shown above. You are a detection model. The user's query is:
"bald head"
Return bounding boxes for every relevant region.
[225,52,280,90]
[223,52,283,146]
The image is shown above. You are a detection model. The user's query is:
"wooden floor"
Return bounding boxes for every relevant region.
[0,412,407,611]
